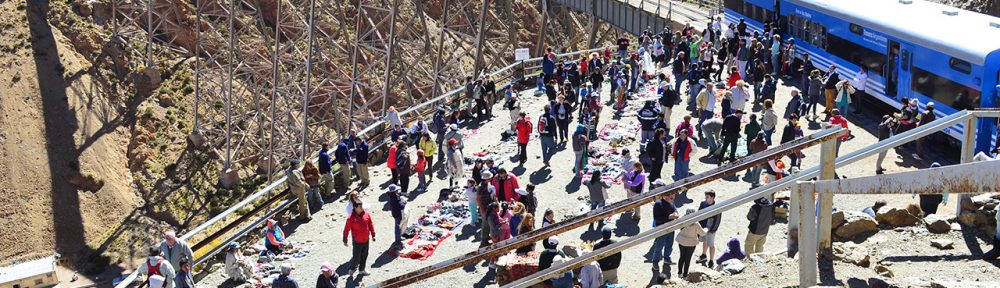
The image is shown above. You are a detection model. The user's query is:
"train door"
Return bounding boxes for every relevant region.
[886,40,912,100]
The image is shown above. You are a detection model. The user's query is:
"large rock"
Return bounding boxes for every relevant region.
[835,211,879,239]
[832,242,872,267]
[971,193,1000,211]
[832,210,846,229]
[869,277,901,288]
[876,207,921,227]
[958,210,993,227]
[719,259,745,275]
[685,267,721,283]
[930,239,954,250]
[925,214,953,234]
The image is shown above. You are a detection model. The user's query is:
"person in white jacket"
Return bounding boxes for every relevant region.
[578,260,604,288]
[851,66,868,114]
[136,246,176,288]
[225,242,253,282]
[730,80,751,112]
[675,207,707,278]
[446,139,465,188]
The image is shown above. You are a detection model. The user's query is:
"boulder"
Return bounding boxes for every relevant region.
[930,239,954,250]
[958,211,979,226]
[876,207,921,227]
[971,193,1000,211]
[832,242,871,267]
[925,214,953,234]
[832,210,846,229]
[835,211,879,239]
[684,267,721,283]
[874,265,894,278]
[719,259,745,275]
[869,277,900,288]
[905,202,924,218]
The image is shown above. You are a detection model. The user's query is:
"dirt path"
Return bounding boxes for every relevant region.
[197,65,985,287]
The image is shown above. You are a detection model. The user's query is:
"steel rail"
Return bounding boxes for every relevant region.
[372,127,846,287]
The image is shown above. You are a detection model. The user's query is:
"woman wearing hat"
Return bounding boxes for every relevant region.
[225,242,253,282]
[316,262,339,288]
[446,139,464,188]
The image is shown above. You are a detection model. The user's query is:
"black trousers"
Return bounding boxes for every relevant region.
[558,119,571,141]
[399,173,410,194]
[919,194,944,215]
[678,245,696,277]
[350,241,370,272]
[518,143,528,164]
[390,168,398,184]
[650,161,663,187]
[719,137,739,161]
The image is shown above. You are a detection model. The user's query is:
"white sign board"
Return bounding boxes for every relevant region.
[514,48,531,61]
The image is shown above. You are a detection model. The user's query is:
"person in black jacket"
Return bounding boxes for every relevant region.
[637,100,660,144]
[822,65,840,115]
[780,115,800,167]
[651,193,679,276]
[647,128,668,188]
[718,110,744,164]
[696,191,722,268]
[395,144,411,195]
[593,227,622,284]
[316,262,339,288]
[387,184,407,249]
[745,196,784,254]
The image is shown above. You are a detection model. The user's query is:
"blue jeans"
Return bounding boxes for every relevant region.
[763,128,775,145]
[697,110,713,136]
[674,75,686,96]
[673,160,690,180]
[652,232,675,264]
[394,218,403,244]
[308,187,324,209]
[541,135,557,163]
[749,165,763,186]
[689,83,701,105]
[704,132,719,155]
[771,53,781,74]
[590,200,606,224]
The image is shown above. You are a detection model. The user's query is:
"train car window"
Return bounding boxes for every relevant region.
[912,66,981,109]
[725,0,745,14]
[949,58,972,74]
[826,34,886,77]
[849,24,863,35]
[787,14,826,49]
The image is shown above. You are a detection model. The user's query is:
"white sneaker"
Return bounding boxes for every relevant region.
[359,271,370,276]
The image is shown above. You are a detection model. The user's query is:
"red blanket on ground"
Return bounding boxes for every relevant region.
[390,231,454,261]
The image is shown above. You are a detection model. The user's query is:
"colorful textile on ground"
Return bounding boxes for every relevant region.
[495,251,540,286]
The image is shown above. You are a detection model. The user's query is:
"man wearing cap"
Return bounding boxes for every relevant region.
[272,263,299,288]
[718,110,743,164]
[539,236,568,284]
[477,171,496,246]
[136,246,175,288]
[158,230,194,272]
[316,262,339,288]
[344,199,375,276]
[593,227,622,283]
[225,242,252,282]
[286,159,311,220]
[387,184,407,248]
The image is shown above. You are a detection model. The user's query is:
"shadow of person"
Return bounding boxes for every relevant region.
[371,249,399,268]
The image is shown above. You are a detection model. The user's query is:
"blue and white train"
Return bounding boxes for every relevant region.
[723,0,999,152]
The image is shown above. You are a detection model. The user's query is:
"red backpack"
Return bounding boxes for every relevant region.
[147,259,164,276]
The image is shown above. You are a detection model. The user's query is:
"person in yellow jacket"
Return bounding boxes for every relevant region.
[418,132,438,174]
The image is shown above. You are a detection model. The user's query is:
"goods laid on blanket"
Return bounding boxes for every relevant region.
[394,202,470,260]
[580,147,626,186]
[598,122,640,147]
[240,240,317,287]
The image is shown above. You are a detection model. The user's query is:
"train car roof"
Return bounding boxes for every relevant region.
[788,0,1000,65]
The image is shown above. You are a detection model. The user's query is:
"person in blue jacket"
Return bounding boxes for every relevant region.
[334,139,352,193]
[387,184,407,248]
[354,137,370,187]
[318,144,334,196]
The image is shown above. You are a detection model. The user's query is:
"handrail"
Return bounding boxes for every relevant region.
[114,47,606,288]
[504,109,1000,287]
[372,127,847,287]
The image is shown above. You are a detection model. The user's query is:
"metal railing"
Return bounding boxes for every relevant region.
[502,109,999,287]
[114,47,604,287]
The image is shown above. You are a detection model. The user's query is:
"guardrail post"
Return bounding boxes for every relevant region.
[536,0,549,56]
[797,181,818,287]
[817,137,836,258]
[587,0,597,48]
[957,116,976,213]
[787,176,800,257]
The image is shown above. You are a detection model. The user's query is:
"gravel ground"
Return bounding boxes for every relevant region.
[198,68,992,287]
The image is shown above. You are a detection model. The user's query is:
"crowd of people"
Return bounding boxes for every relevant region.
[133,12,1000,288]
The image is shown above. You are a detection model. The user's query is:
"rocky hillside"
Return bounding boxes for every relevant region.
[931,0,1000,16]
[0,0,614,275]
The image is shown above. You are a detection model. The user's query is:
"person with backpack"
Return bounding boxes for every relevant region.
[395,143,412,195]
[137,246,176,288]
[746,196,784,254]
[637,100,660,144]
[539,105,558,166]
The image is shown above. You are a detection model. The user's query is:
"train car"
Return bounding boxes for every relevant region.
[724,0,1000,152]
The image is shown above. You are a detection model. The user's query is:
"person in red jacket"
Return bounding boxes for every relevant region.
[672,129,698,181]
[343,201,375,277]
[491,168,521,203]
[387,140,400,185]
[828,108,851,155]
[515,112,533,166]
